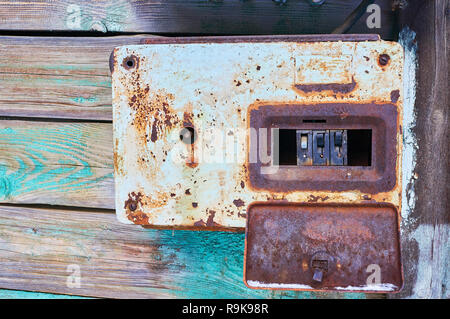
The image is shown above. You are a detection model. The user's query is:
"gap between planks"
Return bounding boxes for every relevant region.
[0,0,396,38]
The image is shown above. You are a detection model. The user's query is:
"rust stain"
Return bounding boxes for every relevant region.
[182,111,198,168]
[294,77,357,94]
[124,191,143,210]
[206,210,220,227]
[390,89,400,103]
[127,79,179,145]
[124,191,172,224]
[307,195,330,203]
[122,54,139,70]
[302,217,374,242]
[113,138,124,175]
[186,161,199,168]
[193,210,221,227]
[124,192,150,224]
[194,219,206,227]
[233,199,245,207]
[245,203,402,291]
[238,212,247,218]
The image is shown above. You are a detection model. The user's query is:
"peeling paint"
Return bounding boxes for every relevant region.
[112,36,404,232]
[399,27,418,223]
[409,224,450,298]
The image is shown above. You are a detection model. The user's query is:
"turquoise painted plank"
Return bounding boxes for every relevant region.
[0,206,368,299]
[0,289,89,299]
[0,121,114,208]
[149,229,366,299]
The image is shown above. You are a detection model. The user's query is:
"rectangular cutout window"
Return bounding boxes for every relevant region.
[278,129,298,165]
[347,129,372,166]
[274,129,372,166]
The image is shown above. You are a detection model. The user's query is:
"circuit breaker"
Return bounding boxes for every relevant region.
[111,35,403,293]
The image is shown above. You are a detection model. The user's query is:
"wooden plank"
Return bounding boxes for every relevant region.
[0,0,396,38]
[0,120,114,209]
[392,0,449,299]
[0,289,88,299]
[0,35,153,120]
[0,205,371,299]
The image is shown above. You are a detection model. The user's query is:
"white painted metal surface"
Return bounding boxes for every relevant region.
[111,37,403,230]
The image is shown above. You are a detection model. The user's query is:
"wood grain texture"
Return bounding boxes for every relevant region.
[0,205,370,299]
[0,120,114,209]
[0,0,396,38]
[0,35,154,120]
[0,289,88,299]
[393,0,449,299]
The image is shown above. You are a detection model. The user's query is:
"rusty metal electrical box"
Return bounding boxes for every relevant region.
[111,35,404,293]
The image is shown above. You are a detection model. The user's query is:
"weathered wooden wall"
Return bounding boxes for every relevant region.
[0,33,370,299]
[0,0,397,38]
[0,0,446,299]
[392,0,449,299]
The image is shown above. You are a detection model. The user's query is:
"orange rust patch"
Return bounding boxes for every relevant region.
[186,160,199,168]
[124,192,143,210]
[308,195,330,203]
[126,209,150,225]
[302,217,374,242]
[181,111,198,168]
[194,210,221,227]
[127,74,179,144]
[113,138,124,175]
[124,191,171,224]
[238,212,247,218]
[124,192,149,224]
[390,89,400,103]
[193,219,206,227]
[183,111,194,127]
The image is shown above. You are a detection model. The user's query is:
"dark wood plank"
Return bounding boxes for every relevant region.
[0,205,373,299]
[393,0,449,299]
[0,0,396,38]
[0,35,154,120]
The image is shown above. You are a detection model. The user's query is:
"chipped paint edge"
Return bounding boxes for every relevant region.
[246,280,398,293]
[397,27,449,299]
[399,27,418,224]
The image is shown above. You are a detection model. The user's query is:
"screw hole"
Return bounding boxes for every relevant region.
[378,54,390,66]
[129,202,137,211]
[180,127,196,144]
[122,55,138,70]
